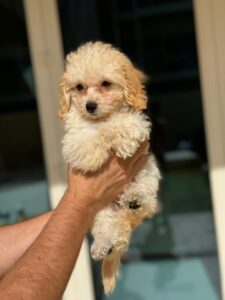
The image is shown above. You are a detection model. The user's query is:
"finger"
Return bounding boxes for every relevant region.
[128,141,149,166]
[129,154,148,179]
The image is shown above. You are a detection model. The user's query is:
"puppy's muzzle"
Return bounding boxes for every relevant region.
[86,101,98,114]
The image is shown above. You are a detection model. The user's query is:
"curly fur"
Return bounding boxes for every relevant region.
[59,41,161,294]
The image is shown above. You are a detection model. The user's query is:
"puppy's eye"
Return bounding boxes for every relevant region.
[76,84,84,91]
[102,81,111,87]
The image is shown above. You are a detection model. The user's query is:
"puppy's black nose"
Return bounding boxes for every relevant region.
[86,101,97,113]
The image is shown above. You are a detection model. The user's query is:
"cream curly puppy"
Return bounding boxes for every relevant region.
[59,41,161,294]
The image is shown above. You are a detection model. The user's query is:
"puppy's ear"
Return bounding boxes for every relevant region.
[58,76,71,120]
[123,64,148,110]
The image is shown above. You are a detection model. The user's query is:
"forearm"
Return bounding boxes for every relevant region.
[0,192,94,300]
[0,144,148,299]
[0,211,52,279]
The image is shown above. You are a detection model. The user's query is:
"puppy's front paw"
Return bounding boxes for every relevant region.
[80,146,109,172]
[111,116,150,159]
[113,135,140,159]
[91,240,114,261]
[63,141,110,173]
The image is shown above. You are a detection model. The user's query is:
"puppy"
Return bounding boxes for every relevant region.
[59,41,160,294]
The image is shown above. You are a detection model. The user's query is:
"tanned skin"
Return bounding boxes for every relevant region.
[0,211,52,279]
[0,142,148,300]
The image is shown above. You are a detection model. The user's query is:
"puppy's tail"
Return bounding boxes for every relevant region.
[102,252,121,295]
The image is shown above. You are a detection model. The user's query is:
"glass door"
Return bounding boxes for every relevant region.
[56,0,223,299]
[96,0,221,299]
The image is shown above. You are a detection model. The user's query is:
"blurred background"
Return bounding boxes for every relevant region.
[0,0,49,223]
[0,0,224,299]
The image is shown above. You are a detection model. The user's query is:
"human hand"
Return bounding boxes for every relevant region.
[65,142,149,216]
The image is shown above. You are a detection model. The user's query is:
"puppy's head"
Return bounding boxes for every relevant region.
[58,41,148,121]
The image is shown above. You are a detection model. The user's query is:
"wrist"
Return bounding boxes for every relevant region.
[62,190,97,225]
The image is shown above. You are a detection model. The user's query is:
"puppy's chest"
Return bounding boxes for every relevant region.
[63,112,150,170]
[73,112,150,151]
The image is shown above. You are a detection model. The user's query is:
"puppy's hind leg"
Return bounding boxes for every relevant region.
[99,210,134,295]
[91,205,132,261]
[91,205,121,261]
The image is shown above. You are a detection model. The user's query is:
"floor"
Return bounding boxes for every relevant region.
[97,211,221,300]
[104,257,220,300]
